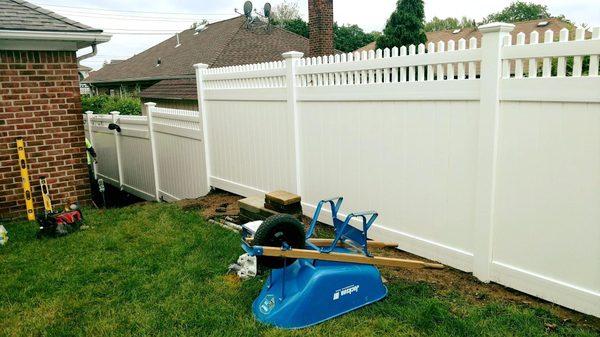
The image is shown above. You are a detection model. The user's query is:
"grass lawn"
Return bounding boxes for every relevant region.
[1,202,598,337]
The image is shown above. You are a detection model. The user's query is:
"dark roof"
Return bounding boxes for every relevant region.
[0,0,102,32]
[139,78,197,100]
[355,18,588,52]
[85,16,310,84]
[78,64,93,71]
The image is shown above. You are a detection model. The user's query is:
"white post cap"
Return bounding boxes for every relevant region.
[84,110,94,115]
[478,22,515,33]
[282,51,304,59]
[193,63,209,69]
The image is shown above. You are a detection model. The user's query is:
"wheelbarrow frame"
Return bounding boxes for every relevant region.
[242,196,444,270]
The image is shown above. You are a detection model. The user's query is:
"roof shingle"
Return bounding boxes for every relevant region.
[0,0,102,32]
[85,16,310,84]
[139,78,197,100]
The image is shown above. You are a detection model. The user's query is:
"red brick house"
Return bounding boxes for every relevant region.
[0,0,110,219]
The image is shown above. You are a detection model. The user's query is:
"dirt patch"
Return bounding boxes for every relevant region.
[176,189,242,219]
[180,190,600,331]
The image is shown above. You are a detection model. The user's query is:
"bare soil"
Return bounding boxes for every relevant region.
[179,189,600,332]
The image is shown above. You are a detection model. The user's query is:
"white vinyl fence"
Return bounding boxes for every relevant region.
[84,105,209,201]
[85,22,600,317]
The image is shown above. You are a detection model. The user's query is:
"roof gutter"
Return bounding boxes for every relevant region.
[84,74,196,85]
[0,29,111,49]
[77,43,97,63]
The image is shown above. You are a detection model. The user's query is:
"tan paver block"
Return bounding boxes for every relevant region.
[238,196,264,213]
[265,190,301,206]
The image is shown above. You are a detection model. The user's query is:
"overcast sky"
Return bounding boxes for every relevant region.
[31,0,600,70]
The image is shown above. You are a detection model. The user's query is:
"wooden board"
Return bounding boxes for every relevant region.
[259,246,444,269]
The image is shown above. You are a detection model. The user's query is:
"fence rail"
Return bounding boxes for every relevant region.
[87,22,600,317]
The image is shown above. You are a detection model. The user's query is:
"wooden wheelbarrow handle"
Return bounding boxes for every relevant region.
[257,246,445,269]
[245,237,399,249]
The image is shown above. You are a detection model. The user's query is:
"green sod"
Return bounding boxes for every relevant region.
[0,203,597,337]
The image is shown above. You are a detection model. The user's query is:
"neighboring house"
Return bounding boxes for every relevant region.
[78,64,92,80]
[0,0,110,219]
[84,15,312,111]
[356,18,588,53]
[78,64,92,95]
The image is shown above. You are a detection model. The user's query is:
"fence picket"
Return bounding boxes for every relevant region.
[447,40,456,80]
[515,32,525,78]
[436,41,445,80]
[368,50,375,84]
[417,44,426,81]
[590,27,600,76]
[374,48,382,83]
[457,39,466,79]
[542,30,554,77]
[502,35,511,78]
[556,28,569,77]
[407,44,416,81]
[391,46,399,83]
[573,27,585,77]
[528,31,539,77]
[426,43,434,81]
[468,37,477,79]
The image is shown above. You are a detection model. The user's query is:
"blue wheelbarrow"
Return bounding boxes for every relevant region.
[241,196,444,329]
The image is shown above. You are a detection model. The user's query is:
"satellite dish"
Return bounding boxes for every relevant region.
[243,1,253,17]
[264,3,271,18]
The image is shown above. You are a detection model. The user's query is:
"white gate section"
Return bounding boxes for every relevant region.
[83,105,209,202]
[86,23,600,317]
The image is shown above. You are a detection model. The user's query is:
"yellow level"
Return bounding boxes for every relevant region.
[16,138,35,221]
[40,176,53,213]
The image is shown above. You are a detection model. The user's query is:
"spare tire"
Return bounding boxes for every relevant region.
[253,214,306,269]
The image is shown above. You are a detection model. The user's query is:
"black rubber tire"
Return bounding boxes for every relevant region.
[253,214,306,269]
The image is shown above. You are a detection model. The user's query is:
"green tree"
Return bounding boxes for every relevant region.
[275,17,309,38]
[424,16,476,32]
[376,0,427,49]
[334,24,377,52]
[271,0,302,21]
[483,1,552,23]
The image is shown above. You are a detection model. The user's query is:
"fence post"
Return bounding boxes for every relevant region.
[145,102,161,201]
[193,63,211,195]
[110,110,124,189]
[282,51,304,195]
[84,111,97,180]
[473,22,514,282]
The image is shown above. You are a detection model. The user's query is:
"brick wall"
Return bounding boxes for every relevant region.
[0,50,90,220]
[308,0,334,57]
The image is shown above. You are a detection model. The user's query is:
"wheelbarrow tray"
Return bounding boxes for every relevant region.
[252,246,388,329]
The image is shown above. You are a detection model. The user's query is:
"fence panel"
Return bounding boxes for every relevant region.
[491,100,600,316]
[150,105,208,201]
[298,100,480,271]
[84,114,119,185]
[202,60,296,196]
[118,116,156,200]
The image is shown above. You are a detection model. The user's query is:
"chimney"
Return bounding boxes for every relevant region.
[308,0,334,57]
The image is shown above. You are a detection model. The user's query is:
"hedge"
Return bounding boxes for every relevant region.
[81,95,142,115]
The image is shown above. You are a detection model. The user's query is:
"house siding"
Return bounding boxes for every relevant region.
[0,50,90,219]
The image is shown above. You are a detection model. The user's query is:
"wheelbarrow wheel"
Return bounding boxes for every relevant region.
[253,214,306,269]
